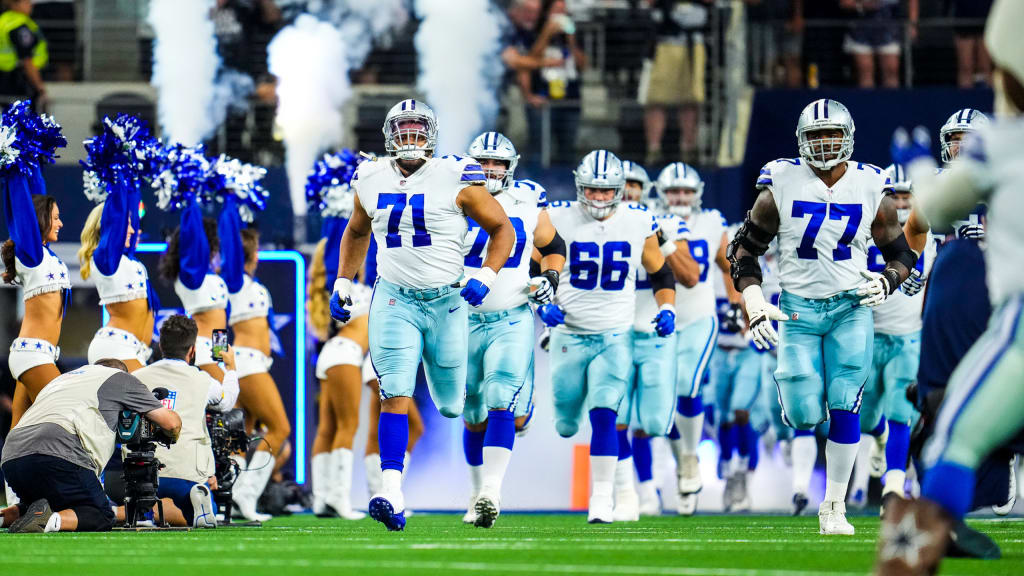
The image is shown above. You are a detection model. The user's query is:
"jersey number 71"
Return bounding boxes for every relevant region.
[378,193,432,248]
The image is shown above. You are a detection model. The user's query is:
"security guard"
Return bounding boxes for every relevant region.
[0,0,48,110]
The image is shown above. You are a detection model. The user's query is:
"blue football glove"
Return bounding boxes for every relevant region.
[652,305,676,337]
[537,304,565,327]
[891,126,932,167]
[460,268,497,307]
[330,278,353,325]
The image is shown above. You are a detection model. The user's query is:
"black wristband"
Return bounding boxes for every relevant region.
[542,269,560,293]
[882,268,901,295]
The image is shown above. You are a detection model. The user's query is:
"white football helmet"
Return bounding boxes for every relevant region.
[795,99,855,170]
[468,131,519,194]
[885,163,912,224]
[574,150,625,220]
[621,160,655,207]
[383,99,438,161]
[655,162,703,218]
[939,108,989,163]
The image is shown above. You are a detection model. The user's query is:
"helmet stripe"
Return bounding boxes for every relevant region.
[823,99,829,119]
[813,101,819,120]
[410,99,416,111]
[401,100,406,111]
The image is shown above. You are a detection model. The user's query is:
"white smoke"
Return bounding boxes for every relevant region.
[414,0,503,155]
[267,2,407,221]
[147,0,221,145]
[267,15,349,219]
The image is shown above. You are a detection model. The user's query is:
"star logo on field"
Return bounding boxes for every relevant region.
[880,511,934,567]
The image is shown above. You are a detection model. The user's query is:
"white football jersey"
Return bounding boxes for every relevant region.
[549,201,657,334]
[463,179,548,312]
[957,121,1024,306]
[675,208,727,327]
[354,155,483,289]
[867,232,938,335]
[758,159,892,299]
[634,213,691,332]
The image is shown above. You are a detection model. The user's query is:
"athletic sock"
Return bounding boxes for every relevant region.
[615,456,636,492]
[922,461,975,520]
[675,396,705,455]
[632,435,654,483]
[719,423,737,477]
[868,416,886,437]
[463,426,485,497]
[823,410,860,503]
[737,422,754,472]
[481,410,515,494]
[379,413,409,473]
[742,423,759,471]
[791,429,817,495]
[850,435,873,498]
[589,409,618,497]
[617,428,632,461]
[883,420,912,496]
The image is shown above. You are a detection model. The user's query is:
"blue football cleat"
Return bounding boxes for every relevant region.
[369,496,406,531]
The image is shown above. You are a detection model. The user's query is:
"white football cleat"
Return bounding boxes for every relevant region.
[818,501,855,535]
[462,498,478,525]
[731,472,751,513]
[473,491,500,529]
[993,455,1017,516]
[613,488,640,522]
[677,454,702,495]
[677,493,698,516]
[637,481,662,516]
[870,423,888,478]
[587,494,614,524]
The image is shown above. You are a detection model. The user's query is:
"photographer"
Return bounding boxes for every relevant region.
[128,314,239,528]
[0,359,181,533]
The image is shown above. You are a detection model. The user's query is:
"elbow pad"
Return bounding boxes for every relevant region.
[649,263,675,293]
[728,211,774,259]
[537,230,566,258]
[879,233,919,272]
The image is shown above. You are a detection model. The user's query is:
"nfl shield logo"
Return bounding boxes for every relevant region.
[388,298,396,306]
[161,390,177,410]
[562,346,567,353]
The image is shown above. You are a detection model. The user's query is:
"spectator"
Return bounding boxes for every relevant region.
[840,0,918,88]
[0,360,181,532]
[640,0,710,166]
[951,0,993,88]
[502,0,561,74]
[519,0,586,166]
[0,0,48,112]
[745,0,803,88]
[212,0,281,79]
[30,0,74,81]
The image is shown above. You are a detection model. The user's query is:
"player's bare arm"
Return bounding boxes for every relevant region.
[337,193,373,281]
[870,194,916,286]
[714,230,742,303]
[458,184,515,272]
[533,209,567,273]
[903,205,930,255]
[727,189,785,350]
[665,236,700,288]
[641,233,674,307]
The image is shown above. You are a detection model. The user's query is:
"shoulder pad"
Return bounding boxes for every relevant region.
[515,179,548,206]
[451,155,486,185]
[757,159,800,189]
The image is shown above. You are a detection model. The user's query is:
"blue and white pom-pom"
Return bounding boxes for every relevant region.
[153,143,216,212]
[306,149,361,219]
[213,154,268,223]
[0,100,67,175]
[80,114,164,204]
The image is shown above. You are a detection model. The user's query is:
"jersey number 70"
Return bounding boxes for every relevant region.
[791,201,862,261]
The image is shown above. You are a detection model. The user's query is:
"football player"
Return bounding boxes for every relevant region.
[655,162,740,516]
[615,161,700,518]
[729,99,916,535]
[330,99,514,531]
[878,3,1024,570]
[459,131,566,528]
[540,150,677,523]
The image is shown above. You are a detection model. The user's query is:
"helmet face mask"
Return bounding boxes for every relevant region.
[664,188,699,218]
[885,163,912,224]
[623,180,644,203]
[383,100,438,162]
[574,150,625,220]
[795,99,855,170]
[655,162,703,218]
[939,108,989,164]
[468,131,519,194]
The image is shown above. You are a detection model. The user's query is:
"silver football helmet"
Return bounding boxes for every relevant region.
[885,163,912,224]
[383,99,438,161]
[621,160,655,207]
[574,150,625,220]
[655,162,704,218]
[795,99,855,170]
[468,131,519,194]
[939,108,989,164]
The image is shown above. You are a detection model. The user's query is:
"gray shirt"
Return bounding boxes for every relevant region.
[1,368,163,471]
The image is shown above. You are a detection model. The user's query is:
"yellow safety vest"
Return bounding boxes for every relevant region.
[0,11,48,73]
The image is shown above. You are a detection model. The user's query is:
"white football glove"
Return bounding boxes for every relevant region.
[901,268,925,297]
[527,271,559,306]
[742,285,788,350]
[856,270,894,307]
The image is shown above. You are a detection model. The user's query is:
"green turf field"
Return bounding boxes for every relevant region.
[4,514,1023,575]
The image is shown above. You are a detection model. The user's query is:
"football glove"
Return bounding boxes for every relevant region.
[722,303,745,333]
[856,269,895,307]
[537,303,566,327]
[956,223,985,241]
[901,268,925,297]
[330,278,354,325]
[460,267,497,307]
[538,327,552,352]
[527,270,559,306]
[652,304,676,337]
[742,284,787,350]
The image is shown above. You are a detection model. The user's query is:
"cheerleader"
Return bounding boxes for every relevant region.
[78,115,164,371]
[213,156,283,523]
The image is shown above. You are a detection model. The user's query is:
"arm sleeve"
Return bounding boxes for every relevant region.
[93,174,130,277]
[178,202,210,290]
[115,373,164,414]
[322,216,348,291]
[207,370,239,412]
[2,170,43,267]
[218,197,245,294]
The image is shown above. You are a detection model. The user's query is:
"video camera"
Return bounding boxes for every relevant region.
[116,387,176,528]
[205,408,250,523]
